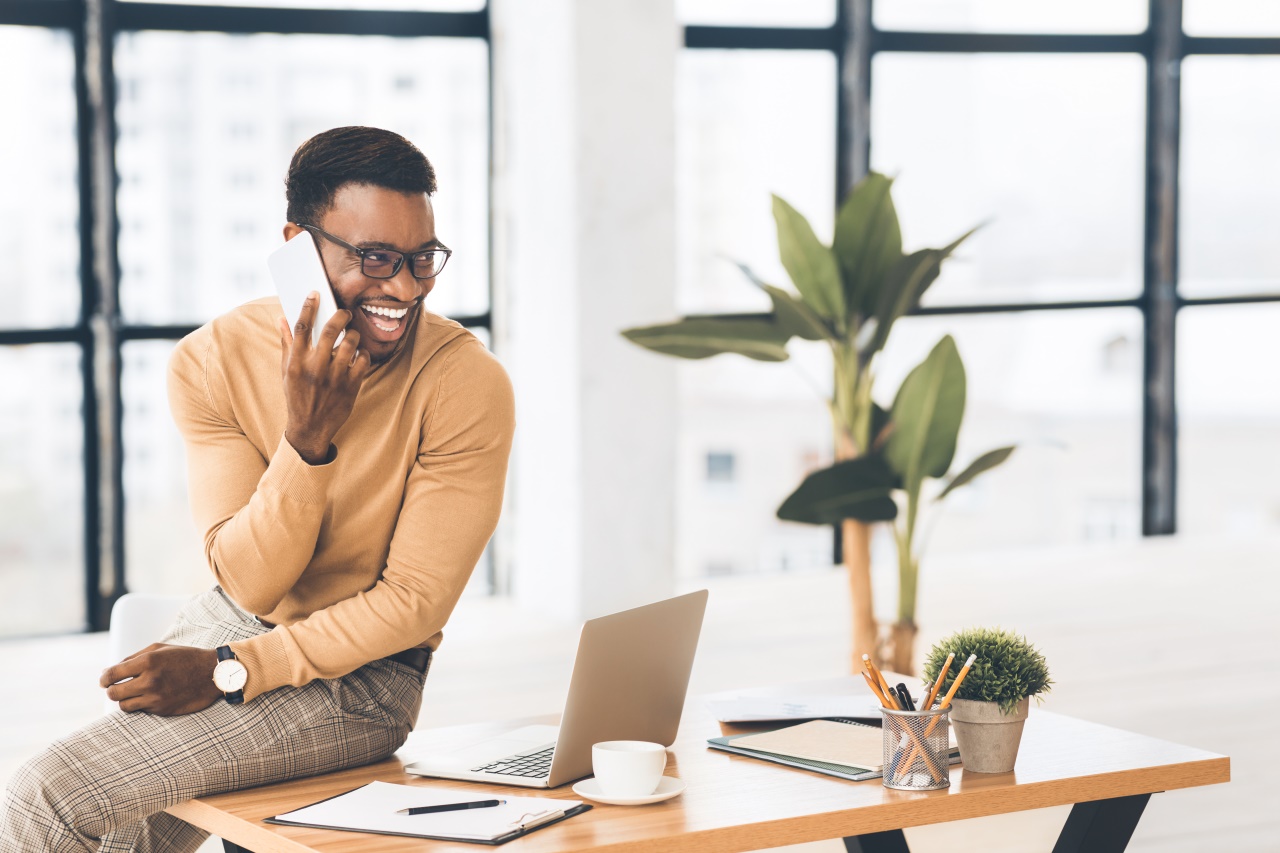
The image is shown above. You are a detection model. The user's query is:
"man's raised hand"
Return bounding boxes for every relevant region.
[279,292,373,465]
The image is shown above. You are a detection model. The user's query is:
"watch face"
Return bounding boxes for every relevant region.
[213,659,248,693]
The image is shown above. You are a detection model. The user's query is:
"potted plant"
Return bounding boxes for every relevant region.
[922,627,1052,773]
[622,173,1011,672]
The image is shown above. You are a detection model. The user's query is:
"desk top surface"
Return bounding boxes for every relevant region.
[167,676,1229,853]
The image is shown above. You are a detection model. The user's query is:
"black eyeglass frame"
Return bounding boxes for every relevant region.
[298,222,452,280]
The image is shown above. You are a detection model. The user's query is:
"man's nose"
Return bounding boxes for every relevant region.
[381,264,422,303]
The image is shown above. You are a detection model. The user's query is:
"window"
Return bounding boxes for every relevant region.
[676,3,1280,581]
[706,451,736,484]
[0,1,493,633]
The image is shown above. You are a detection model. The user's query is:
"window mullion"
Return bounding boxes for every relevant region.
[1141,0,1181,535]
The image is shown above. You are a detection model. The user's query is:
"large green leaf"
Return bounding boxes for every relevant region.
[772,195,845,323]
[732,261,832,341]
[833,172,903,319]
[885,336,966,488]
[777,453,901,525]
[862,227,978,361]
[936,445,1016,501]
[622,317,790,362]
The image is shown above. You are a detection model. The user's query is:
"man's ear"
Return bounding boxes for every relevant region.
[282,222,303,241]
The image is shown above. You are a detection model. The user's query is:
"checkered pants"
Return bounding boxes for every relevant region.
[0,588,428,853]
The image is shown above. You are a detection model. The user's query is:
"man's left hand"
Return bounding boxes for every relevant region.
[100,644,223,716]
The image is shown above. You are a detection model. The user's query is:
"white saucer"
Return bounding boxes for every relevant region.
[572,776,686,805]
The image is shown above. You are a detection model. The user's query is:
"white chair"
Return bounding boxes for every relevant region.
[106,593,231,852]
[105,593,190,715]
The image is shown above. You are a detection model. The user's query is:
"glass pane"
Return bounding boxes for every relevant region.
[0,27,79,329]
[1184,0,1280,36]
[676,50,836,314]
[1179,306,1280,536]
[1180,57,1280,298]
[875,310,1142,557]
[115,32,490,327]
[676,340,837,580]
[122,341,210,596]
[119,0,482,8]
[0,345,85,636]
[871,54,1145,306]
[875,0,1145,33]
[678,0,835,27]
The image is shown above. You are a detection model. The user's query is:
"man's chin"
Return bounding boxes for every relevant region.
[366,341,398,365]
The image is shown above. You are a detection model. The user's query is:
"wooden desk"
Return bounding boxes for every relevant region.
[168,682,1228,853]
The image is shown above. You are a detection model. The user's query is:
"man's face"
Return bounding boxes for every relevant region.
[285,183,439,365]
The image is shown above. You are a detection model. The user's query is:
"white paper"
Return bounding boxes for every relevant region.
[707,694,885,723]
[271,780,580,842]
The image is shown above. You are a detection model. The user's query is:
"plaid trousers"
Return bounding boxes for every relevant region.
[0,588,428,853]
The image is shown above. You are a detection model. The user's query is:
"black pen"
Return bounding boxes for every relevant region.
[895,683,916,711]
[396,799,505,816]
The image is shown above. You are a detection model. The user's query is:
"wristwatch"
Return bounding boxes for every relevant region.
[212,645,247,705]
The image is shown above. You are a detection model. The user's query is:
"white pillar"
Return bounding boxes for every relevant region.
[491,0,679,621]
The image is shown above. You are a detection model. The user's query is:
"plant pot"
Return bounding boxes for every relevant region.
[949,697,1029,773]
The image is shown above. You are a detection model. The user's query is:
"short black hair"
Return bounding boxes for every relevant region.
[285,126,437,226]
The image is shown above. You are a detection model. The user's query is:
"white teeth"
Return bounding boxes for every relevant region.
[362,304,409,319]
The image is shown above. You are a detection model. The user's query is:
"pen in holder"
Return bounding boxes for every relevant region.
[881,705,950,791]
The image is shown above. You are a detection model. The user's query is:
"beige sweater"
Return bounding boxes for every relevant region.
[168,297,515,703]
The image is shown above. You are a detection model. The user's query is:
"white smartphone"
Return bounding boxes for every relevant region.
[267,231,344,347]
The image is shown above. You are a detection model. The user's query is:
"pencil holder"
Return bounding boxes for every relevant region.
[881,706,950,791]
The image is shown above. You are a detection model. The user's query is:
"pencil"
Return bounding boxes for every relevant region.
[862,654,899,709]
[861,671,892,709]
[936,654,977,712]
[922,652,954,710]
[862,654,899,710]
[896,653,979,780]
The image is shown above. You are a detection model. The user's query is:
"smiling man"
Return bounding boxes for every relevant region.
[0,127,515,852]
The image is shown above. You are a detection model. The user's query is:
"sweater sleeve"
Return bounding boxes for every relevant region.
[168,330,338,617]
[228,340,516,702]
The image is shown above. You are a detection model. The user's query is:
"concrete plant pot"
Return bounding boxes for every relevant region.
[950,697,1029,773]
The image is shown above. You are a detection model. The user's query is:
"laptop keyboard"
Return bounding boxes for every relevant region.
[471,745,555,778]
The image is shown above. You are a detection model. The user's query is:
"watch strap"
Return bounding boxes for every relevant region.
[215,645,245,705]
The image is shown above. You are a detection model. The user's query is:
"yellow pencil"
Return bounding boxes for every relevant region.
[936,653,977,712]
[896,653,979,779]
[922,652,955,710]
[861,671,893,709]
[862,654,899,709]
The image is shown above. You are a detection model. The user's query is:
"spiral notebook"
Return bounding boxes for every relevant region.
[708,718,959,782]
[265,781,591,845]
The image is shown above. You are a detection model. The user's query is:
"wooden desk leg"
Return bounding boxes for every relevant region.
[843,829,910,853]
[1052,793,1152,853]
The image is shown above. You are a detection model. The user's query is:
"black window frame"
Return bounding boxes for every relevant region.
[0,0,493,633]
[684,0,1280,552]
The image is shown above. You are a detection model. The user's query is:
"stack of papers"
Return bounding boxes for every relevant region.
[266,781,588,844]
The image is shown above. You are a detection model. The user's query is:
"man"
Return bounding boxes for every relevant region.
[0,126,514,851]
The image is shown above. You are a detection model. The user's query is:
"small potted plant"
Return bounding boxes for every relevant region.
[922,627,1052,773]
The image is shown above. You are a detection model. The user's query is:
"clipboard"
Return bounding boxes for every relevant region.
[264,781,593,845]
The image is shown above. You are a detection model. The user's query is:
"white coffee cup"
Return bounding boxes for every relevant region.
[591,741,667,797]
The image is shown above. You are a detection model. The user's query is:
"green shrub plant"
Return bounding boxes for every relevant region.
[923,627,1052,715]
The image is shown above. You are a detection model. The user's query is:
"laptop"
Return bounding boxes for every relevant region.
[404,589,708,789]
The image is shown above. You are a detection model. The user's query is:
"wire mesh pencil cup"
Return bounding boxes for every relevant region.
[881,706,951,791]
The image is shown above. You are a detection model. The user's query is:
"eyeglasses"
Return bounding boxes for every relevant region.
[298,223,452,280]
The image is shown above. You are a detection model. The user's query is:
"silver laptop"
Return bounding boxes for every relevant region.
[404,589,708,789]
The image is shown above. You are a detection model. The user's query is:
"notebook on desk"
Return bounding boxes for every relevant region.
[708,718,960,782]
